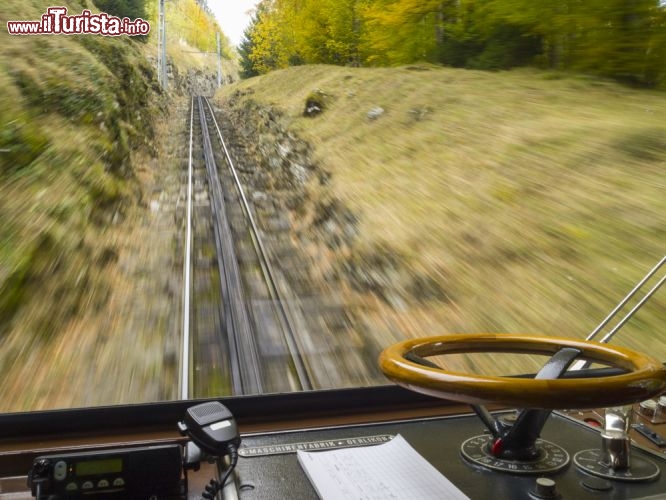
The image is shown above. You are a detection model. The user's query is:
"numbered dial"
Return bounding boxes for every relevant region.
[461,435,570,474]
[574,449,660,482]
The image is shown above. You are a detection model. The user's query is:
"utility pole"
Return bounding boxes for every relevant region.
[157,0,167,90]
[216,32,223,87]
[156,0,162,87]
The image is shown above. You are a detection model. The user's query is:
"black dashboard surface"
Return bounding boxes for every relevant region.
[229,411,666,500]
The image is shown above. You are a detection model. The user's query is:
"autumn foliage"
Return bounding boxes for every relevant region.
[166,0,231,56]
[239,0,666,88]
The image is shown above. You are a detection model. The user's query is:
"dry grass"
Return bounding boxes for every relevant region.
[218,65,665,373]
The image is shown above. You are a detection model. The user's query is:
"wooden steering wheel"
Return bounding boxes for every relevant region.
[379,334,666,409]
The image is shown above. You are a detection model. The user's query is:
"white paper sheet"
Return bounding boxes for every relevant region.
[297,434,470,500]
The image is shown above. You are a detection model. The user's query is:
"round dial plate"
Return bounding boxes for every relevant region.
[574,449,660,482]
[461,435,570,474]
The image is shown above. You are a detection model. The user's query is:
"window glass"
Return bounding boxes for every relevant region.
[1,0,664,413]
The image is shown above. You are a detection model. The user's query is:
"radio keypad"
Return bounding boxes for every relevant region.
[60,477,121,493]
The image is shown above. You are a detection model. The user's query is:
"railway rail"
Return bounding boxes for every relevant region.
[179,96,314,400]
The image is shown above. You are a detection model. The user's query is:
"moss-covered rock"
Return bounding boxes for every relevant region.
[303,89,331,117]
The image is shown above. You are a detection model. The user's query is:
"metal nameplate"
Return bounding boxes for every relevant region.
[239,434,395,457]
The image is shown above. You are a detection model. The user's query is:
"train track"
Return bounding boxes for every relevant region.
[179,96,314,399]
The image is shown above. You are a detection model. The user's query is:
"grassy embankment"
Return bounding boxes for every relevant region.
[0,0,168,412]
[219,65,665,374]
[0,0,228,412]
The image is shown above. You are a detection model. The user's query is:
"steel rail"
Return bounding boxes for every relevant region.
[203,97,314,391]
[179,97,194,400]
[197,97,263,395]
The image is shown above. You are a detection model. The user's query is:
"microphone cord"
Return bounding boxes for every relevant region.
[202,444,239,500]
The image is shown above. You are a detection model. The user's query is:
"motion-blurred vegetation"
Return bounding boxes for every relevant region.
[220,64,665,373]
[240,0,666,88]
[1,0,157,342]
[0,0,233,412]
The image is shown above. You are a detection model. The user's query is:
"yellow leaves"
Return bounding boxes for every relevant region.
[245,0,452,70]
[245,0,368,72]
[243,0,666,86]
[166,0,229,55]
[250,7,287,74]
[362,0,446,65]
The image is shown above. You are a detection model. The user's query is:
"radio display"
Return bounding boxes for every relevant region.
[75,457,123,476]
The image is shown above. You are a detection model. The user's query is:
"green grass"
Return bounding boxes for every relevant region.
[218,65,665,372]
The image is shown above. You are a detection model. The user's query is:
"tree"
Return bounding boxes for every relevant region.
[446,1,541,70]
[570,0,665,86]
[247,1,287,73]
[361,0,451,65]
[485,0,666,84]
[238,14,261,78]
[296,0,365,65]
[238,0,666,87]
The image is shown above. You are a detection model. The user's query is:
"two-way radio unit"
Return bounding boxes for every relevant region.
[28,444,184,499]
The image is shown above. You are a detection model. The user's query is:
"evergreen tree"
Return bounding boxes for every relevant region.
[238,15,260,79]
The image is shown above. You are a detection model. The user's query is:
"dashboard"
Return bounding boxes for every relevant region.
[1,386,665,499]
